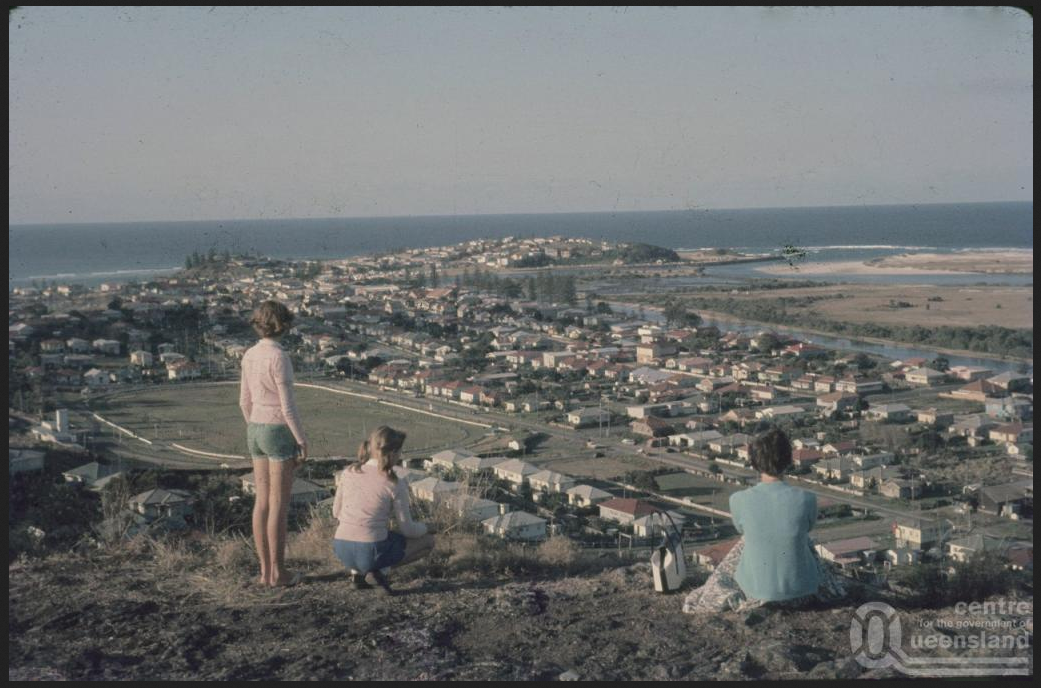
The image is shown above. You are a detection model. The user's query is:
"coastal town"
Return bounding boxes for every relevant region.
[9,235,1034,590]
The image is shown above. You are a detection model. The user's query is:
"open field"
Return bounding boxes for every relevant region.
[690,283,1033,330]
[93,383,479,459]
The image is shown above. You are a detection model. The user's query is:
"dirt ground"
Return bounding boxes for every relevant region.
[9,532,1032,681]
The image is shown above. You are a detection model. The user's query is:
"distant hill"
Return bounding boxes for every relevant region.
[604,243,682,264]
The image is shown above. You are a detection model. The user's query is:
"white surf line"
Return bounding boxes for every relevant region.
[91,413,154,445]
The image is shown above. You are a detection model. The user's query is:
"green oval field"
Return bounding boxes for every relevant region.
[94,383,478,459]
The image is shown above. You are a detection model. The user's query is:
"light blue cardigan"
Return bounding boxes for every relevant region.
[729,480,820,601]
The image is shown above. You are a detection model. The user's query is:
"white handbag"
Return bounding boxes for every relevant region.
[650,511,687,593]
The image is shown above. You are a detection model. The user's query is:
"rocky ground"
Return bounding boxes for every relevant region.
[8,532,1034,681]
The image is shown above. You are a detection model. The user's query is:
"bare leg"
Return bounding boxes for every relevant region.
[251,459,272,586]
[397,533,436,567]
[267,459,296,586]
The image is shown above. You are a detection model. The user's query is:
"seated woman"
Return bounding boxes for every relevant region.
[331,426,435,596]
[683,427,845,613]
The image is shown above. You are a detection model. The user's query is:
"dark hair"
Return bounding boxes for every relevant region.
[750,427,792,477]
[350,425,407,483]
[251,300,294,338]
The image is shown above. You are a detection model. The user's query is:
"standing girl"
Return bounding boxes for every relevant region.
[240,300,308,587]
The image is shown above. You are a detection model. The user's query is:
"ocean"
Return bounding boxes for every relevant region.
[8,202,1032,289]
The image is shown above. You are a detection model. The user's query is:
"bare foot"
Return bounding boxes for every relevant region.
[269,572,302,588]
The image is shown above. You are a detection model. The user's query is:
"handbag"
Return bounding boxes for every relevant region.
[650,510,687,593]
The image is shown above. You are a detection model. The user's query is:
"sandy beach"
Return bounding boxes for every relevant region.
[755,249,1033,276]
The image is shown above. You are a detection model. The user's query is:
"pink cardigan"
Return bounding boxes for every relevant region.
[238,338,307,446]
[333,461,428,542]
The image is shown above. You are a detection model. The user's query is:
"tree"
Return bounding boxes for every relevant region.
[930,356,950,372]
[428,264,440,288]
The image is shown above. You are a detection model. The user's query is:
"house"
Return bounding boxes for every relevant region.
[947,534,1008,563]
[986,371,1031,393]
[948,366,995,382]
[669,429,724,450]
[975,480,1032,519]
[9,448,46,475]
[985,397,1032,422]
[167,360,203,381]
[528,470,577,497]
[817,392,860,416]
[129,350,154,367]
[444,493,501,523]
[83,368,111,387]
[948,414,999,439]
[893,517,946,551]
[815,536,879,568]
[566,407,611,428]
[708,433,753,457]
[791,448,824,470]
[565,484,613,508]
[631,416,674,438]
[409,477,464,504]
[482,510,547,541]
[880,479,922,500]
[66,337,91,353]
[916,408,954,427]
[598,498,658,526]
[429,448,475,471]
[866,403,913,422]
[241,475,329,506]
[128,488,194,521]
[63,461,123,490]
[92,339,122,356]
[850,466,904,490]
[456,455,507,474]
[822,440,857,456]
[835,375,884,395]
[632,510,686,538]
[951,379,1005,403]
[755,405,808,421]
[491,458,539,486]
[989,423,1033,446]
[905,367,946,387]
[815,457,854,482]
[851,452,894,470]
[693,538,740,571]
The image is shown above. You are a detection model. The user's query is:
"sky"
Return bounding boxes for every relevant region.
[8,6,1034,224]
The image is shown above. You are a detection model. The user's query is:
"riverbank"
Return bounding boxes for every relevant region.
[614,299,1032,367]
[754,249,1033,277]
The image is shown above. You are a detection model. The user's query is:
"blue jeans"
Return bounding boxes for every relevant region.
[333,533,407,574]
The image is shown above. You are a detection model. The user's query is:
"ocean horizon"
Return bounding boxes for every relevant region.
[9,201,1032,289]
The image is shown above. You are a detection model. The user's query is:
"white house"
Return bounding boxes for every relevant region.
[482,510,547,541]
[565,484,613,508]
[93,339,122,356]
[492,458,539,486]
[429,448,475,471]
[528,470,577,498]
[409,477,463,504]
[83,368,111,387]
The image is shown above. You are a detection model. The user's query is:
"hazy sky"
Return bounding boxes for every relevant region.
[8,6,1033,224]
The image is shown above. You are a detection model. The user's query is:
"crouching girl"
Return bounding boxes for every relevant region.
[331,426,435,595]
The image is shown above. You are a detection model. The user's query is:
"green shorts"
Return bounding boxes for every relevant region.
[247,422,299,461]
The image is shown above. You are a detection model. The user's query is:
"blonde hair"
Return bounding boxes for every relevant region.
[350,425,407,483]
[250,300,294,338]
